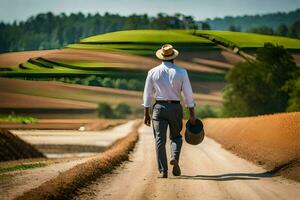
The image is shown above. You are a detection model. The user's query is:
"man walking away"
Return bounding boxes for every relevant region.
[142,44,196,178]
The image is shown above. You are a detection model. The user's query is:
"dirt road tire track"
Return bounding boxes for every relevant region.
[75,124,300,200]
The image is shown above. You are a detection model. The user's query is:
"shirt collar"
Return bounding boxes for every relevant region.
[162,61,174,68]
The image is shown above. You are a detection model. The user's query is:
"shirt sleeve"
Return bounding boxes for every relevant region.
[182,70,195,107]
[142,71,154,107]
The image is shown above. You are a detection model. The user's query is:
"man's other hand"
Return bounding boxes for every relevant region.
[189,116,196,125]
[144,114,151,126]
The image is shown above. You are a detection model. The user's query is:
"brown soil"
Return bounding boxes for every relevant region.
[0,78,142,107]
[44,49,158,68]
[42,49,227,74]
[0,78,223,112]
[0,50,60,67]
[0,92,97,109]
[203,112,300,181]
[0,129,44,161]
[179,50,244,68]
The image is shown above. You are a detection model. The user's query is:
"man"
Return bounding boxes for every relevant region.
[143,44,196,178]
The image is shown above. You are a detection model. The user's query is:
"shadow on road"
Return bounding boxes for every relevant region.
[171,172,276,181]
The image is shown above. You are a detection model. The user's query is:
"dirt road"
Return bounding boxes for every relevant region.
[75,124,300,200]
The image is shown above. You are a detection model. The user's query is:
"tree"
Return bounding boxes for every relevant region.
[248,26,274,35]
[222,43,298,116]
[0,12,197,53]
[97,102,114,118]
[228,25,240,32]
[102,77,113,87]
[201,22,211,30]
[196,105,218,118]
[283,75,300,111]
[288,20,300,38]
[114,103,132,118]
[127,79,144,90]
[275,24,288,36]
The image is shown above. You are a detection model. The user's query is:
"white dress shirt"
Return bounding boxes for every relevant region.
[142,61,195,108]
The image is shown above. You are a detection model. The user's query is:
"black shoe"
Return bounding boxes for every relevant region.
[170,159,181,176]
[157,172,168,178]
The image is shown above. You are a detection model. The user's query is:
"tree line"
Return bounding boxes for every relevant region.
[227,20,300,38]
[206,9,300,32]
[0,12,197,53]
[1,10,299,53]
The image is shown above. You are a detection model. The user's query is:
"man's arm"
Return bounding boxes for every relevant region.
[182,70,196,125]
[142,71,154,126]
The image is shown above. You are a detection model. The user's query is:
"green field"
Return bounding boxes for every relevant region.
[0,57,146,79]
[81,30,208,43]
[195,30,300,50]
[68,30,217,55]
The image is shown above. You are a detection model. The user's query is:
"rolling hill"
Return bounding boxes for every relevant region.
[0,78,223,118]
[68,30,216,56]
[0,30,240,87]
[1,29,299,118]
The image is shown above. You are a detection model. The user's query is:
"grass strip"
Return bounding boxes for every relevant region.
[0,114,38,124]
[0,162,46,173]
[15,120,141,200]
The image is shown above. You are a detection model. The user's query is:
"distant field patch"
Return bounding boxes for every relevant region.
[195,30,300,50]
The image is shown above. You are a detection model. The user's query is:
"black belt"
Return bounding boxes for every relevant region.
[156,100,180,104]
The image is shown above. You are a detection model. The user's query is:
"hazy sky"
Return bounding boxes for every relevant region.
[1,0,300,23]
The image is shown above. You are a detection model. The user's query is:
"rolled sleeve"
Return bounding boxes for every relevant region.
[182,70,195,107]
[142,71,154,107]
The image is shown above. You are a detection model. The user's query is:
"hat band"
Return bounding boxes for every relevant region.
[162,50,174,56]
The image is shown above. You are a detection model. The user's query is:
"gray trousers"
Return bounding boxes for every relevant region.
[152,102,183,173]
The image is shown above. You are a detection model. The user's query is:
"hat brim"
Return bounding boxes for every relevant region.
[156,49,179,60]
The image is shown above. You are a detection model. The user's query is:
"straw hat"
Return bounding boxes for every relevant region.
[156,44,179,60]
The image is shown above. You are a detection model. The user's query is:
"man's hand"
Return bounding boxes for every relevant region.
[144,107,151,126]
[144,114,151,126]
[188,107,196,125]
